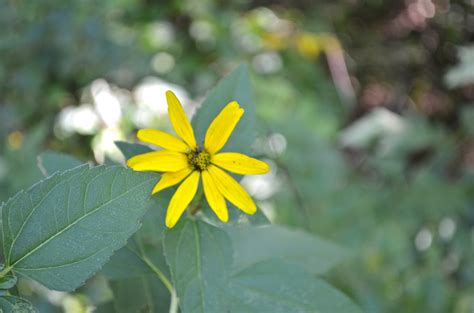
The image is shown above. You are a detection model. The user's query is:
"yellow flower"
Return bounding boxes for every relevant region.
[127,90,270,228]
[295,32,322,60]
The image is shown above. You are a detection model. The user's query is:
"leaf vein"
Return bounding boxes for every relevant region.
[9,176,154,268]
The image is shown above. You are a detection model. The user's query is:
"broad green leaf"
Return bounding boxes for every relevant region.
[192,65,256,154]
[228,260,363,313]
[163,219,231,313]
[115,141,152,159]
[0,295,37,313]
[103,190,173,312]
[102,189,171,280]
[110,275,171,313]
[37,151,84,176]
[1,165,157,291]
[226,225,346,275]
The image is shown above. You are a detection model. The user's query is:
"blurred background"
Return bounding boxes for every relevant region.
[0,0,473,312]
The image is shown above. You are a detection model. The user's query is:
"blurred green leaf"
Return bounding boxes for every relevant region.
[228,260,363,313]
[110,275,171,313]
[101,243,153,280]
[226,225,346,275]
[0,273,17,290]
[94,302,116,313]
[2,165,156,291]
[37,151,84,176]
[192,65,256,155]
[0,295,36,312]
[115,141,153,160]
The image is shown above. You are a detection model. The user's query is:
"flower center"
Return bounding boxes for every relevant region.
[187,147,211,171]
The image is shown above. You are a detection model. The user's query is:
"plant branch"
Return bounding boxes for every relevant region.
[188,188,204,216]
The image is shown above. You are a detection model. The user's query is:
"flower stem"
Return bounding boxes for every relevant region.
[141,254,173,293]
[188,188,203,216]
[0,266,12,279]
[169,289,179,313]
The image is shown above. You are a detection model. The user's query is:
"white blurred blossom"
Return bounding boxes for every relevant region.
[92,128,125,164]
[252,52,283,74]
[56,105,100,136]
[151,52,176,74]
[91,79,122,128]
[415,228,433,251]
[241,160,279,200]
[132,77,192,128]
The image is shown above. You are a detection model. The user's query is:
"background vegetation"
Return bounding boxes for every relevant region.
[0,0,473,312]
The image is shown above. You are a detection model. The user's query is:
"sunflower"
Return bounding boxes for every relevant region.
[127,90,269,228]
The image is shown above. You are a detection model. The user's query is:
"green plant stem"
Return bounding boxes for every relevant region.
[188,188,204,216]
[141,255,173,294]
[0,266,12,279]
[169,289,179,313]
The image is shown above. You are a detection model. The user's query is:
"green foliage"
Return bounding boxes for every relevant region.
[226,224,346,275]
[1,165,157,291]
[0,295,37,312]
[0,274,17,290]
[109,276,170,313]
[192,65,256,155]
[0,125,47,203]
[0,66,360,312]
[1,3,472,309]
[163,219,357,313]
[164,219,231,313]
[114,142,153,160]
[228,261,362,313]
[37,151,84,176]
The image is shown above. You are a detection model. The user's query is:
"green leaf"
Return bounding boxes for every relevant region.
[0,295,37,313]
[115,141,152,159]
[226,225,346,275]
[101,244,152,280]
[228,260,362,313]
[110,275,171,313]
[102,226,170,281]
[163,219,232,313]
[192,65,256,154]
[0,273,17,290]
[103,190,173,312]
[102,189,171,280]
[37,151,84,176]
[2,165,157,291]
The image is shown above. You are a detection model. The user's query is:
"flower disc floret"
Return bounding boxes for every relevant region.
[187,147,211,171]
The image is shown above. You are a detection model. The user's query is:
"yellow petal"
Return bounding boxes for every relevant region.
[166,171,200,228]
[137,129,189,152]
[207,165,256,215]
[152,167,193,194]
[166,90,197,149]
[127,150,188,172]
[212,153,269,175]
[202,170,228,222]
[204,101,244,154]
